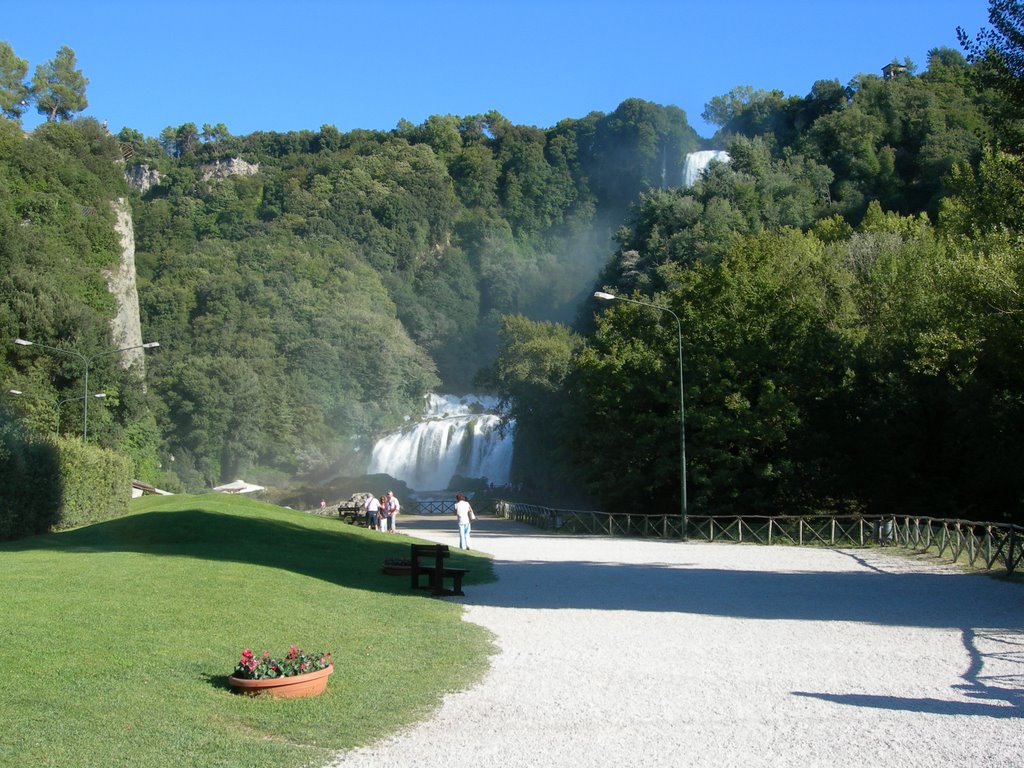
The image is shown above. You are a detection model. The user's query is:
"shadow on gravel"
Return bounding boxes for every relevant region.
[409,515,1024,719]
[791,691,1021,718]
[459,556,1023,630]
[797,627,1024,717]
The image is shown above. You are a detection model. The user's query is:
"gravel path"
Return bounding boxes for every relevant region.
[327,515,1024,768]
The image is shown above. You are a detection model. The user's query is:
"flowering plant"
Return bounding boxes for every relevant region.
[233,645,332,680]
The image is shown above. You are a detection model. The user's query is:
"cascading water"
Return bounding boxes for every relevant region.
[682,149,731,188]
[367,394,514,491]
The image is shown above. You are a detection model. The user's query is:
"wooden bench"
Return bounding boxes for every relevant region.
[339,507,364,525]
[410,543,469,597]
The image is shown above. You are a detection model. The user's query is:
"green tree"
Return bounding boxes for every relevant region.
[30,46,88,122]
[958,0,1024,150]
[702,85,797,142]
[0,41,29,120]
[201,122,230,143]
[488,315,583,502]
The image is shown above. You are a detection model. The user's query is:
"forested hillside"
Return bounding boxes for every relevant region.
[0,50,700,490]
[3,3,1024,525]
[494,11,1024,522]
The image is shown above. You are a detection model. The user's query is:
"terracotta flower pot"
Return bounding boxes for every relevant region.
[228,664,334,698]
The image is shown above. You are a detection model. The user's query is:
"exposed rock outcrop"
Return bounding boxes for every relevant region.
[125,164,162,194]
[199,157,259,182]
[105,198,146,377]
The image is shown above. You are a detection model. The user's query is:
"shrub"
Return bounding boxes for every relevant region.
[55,437,133,529]
[0,419,61,539]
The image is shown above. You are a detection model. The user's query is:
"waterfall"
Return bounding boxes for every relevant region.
[367,394,514,491]
[682,150,731,188]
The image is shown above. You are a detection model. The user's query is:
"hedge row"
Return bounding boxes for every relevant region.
[55,437,133,530]
[0,432,132,540]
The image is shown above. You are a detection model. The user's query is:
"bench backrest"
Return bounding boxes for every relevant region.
[410,543,450,561]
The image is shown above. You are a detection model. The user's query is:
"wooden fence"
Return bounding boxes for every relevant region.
[411,499,455,515]
[490,501,1024,576]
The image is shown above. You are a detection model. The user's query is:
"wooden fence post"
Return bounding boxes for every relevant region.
[1008,527,1018,576]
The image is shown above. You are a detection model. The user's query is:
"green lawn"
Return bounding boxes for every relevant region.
[0,494,495,768]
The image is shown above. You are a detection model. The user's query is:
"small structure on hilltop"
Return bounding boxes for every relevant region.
[882,62,908,80]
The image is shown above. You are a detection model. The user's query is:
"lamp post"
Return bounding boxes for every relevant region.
[594,291,688,539]
[14,338,159,443]
[57,392,106,438]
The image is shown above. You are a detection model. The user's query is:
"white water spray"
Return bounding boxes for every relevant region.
[367,394,514,491]
[682,150,731,188]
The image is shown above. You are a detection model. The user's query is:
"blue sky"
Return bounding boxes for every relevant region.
[5,0,993,140]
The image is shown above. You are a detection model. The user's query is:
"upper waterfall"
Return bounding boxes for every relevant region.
[682,150,731,188]
[367,394,514,491]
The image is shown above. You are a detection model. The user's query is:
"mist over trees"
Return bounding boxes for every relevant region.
[3,2,1024,526]
[0,42,699,489]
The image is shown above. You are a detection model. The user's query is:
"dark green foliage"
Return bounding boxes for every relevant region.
[958,0,1024,151]
[0,417,131,540]
[486,315,583,504]
[583,99,702,216]
[0,408,61,539]
[702,53,987,221]
[487,41,1024,525]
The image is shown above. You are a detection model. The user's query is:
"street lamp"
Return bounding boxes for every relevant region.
[57,392,106,437]
[14,338,159,443]
[594,291,688,539]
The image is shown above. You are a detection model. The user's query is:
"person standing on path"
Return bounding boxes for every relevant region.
[385,490,400,533]
[454,493,475,549]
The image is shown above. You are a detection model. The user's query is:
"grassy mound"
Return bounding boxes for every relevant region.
[0,494,494,768]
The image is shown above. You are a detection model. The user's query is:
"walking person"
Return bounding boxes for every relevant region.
[454,493,475,550]
[385,490,400,533]
[363,493,380,530]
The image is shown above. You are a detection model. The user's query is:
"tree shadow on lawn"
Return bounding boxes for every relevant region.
[0,507,474,597]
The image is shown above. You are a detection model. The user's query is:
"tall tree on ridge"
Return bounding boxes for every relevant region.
[30,45,88,122]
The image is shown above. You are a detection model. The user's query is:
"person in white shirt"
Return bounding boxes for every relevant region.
[454,493,475,550]
[363,494,380,529]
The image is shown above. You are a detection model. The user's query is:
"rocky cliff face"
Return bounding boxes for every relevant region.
[125,158,259,193]
[199,157,259,182]
[105,198,146,376]
[125,164,162,194]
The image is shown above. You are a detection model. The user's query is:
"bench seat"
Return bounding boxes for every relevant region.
[410,543,469,596]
